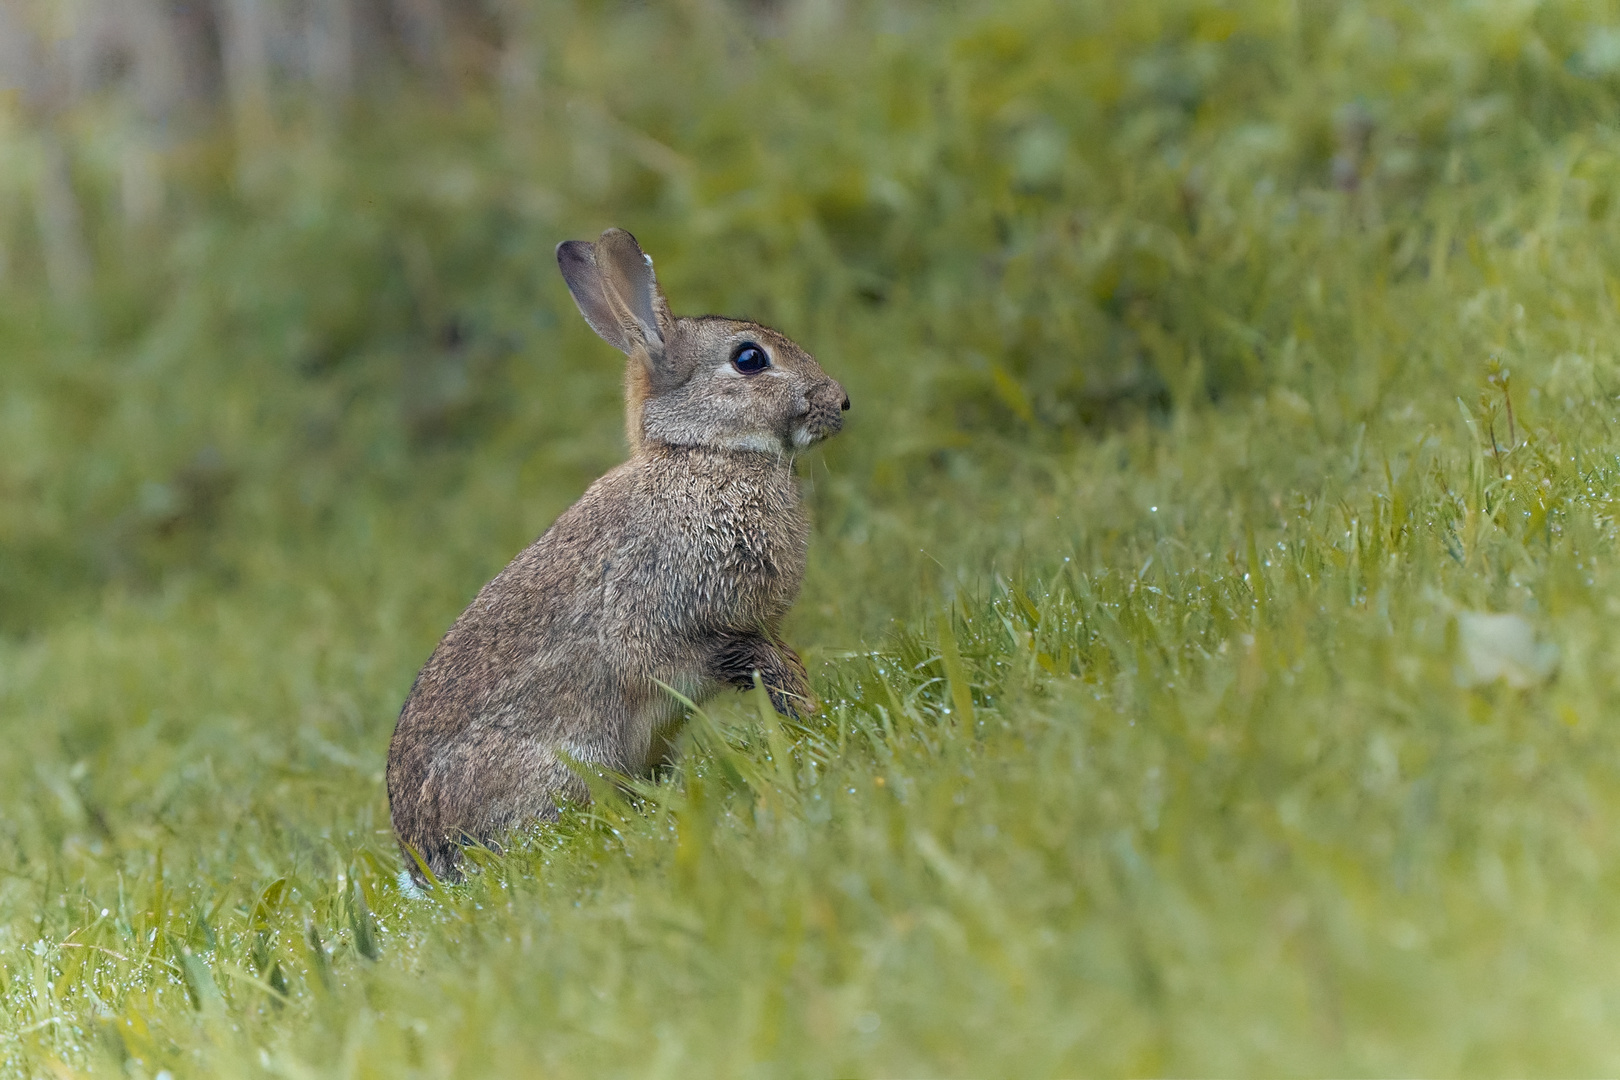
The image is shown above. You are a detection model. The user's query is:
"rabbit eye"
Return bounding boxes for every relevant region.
[732,343,770,374]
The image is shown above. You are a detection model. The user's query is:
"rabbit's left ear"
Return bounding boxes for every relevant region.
[594,228,670,359]
[556,228,673,365]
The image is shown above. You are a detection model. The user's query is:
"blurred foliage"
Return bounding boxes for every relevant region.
[8,0,1620,1074]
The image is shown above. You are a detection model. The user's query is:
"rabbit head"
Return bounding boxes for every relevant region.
[557,228,849,455]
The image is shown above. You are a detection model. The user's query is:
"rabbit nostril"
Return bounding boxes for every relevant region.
[841,395,851,412]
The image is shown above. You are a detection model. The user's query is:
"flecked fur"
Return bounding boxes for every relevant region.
[386,228,848,883]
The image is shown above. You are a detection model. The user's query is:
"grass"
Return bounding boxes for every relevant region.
[8,0,1620,1074]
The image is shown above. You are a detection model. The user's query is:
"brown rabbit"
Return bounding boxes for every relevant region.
[386,228,849,884]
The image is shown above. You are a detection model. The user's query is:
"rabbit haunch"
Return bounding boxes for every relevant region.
[386,228,848,884]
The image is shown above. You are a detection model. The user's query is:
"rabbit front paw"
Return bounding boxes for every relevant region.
[707,633,817,717]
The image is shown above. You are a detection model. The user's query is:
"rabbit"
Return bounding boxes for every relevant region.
[386,227,849,885]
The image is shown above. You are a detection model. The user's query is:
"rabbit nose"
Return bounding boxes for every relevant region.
[822,380,849,411]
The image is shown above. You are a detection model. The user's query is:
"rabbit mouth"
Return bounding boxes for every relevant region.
[792,399,847,448]
[792,414,843,448]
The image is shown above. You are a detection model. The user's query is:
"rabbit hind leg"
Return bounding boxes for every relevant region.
[406,735,587,885]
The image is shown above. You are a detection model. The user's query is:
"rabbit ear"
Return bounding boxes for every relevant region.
[556,239,631,352]
[594,228,669,354]
[555,229,670,361]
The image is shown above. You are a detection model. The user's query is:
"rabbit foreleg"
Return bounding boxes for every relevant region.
[707,633,816,717]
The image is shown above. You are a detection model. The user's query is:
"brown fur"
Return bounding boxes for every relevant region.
[386,229,848,883]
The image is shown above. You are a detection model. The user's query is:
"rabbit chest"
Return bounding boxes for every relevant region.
[618,446,808,634]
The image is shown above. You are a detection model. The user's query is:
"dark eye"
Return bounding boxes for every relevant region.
[732,343,770,374]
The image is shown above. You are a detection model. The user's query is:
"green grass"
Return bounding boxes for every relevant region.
[9,0,1620,1074]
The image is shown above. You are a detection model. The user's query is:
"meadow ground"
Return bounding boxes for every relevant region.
[7,1,1620,1075]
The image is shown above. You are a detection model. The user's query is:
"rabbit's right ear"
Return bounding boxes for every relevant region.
[557,239,631,352]
[556,229,669,362]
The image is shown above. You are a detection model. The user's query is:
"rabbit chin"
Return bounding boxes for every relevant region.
[710,431,794,456]
[707,424,821,456]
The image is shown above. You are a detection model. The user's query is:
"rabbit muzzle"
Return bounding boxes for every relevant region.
[791,379,849,449]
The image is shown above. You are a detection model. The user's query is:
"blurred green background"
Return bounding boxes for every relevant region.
[8,0,1620,1075]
